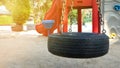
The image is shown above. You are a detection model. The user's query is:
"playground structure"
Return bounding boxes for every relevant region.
[35,0,109,58]
[35,0,100,36]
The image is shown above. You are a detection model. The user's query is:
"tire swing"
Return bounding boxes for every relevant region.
[48,0,109,58]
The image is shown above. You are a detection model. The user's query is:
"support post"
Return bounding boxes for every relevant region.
[78,9,82,32]
[92,0,100,33]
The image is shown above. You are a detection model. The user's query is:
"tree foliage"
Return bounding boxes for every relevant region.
[0,0,31,25]
[0,0,15,11]
[31,0,52,23]
[0,0,53,24]
[0,0,5,5]
[12,0,30,25]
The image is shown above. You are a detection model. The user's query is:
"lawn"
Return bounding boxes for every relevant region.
[0,15,13,25]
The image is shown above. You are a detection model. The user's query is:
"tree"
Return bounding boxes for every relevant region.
[1,0,52,24]
[31,0,52,23]
[12,0,30,25]
[0,0,15,11]
[11,0,30,31]
[0,0,5,5]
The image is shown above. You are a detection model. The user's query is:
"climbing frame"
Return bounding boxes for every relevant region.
[62,0,100,33]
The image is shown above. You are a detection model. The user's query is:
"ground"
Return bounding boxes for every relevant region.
[0,26,120,68]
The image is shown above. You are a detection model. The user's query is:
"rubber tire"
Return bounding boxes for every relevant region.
[48,32,109,58]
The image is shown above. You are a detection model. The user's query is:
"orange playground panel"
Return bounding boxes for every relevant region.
[67,0,92,8]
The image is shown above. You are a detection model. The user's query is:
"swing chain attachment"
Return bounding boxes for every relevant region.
[98,0,106,33]
[69,0,74,32]
[60,0,66,34]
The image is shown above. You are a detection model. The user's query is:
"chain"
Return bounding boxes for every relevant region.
[60,0,66,34]
[98,0,106,33]
[68,0,74,32]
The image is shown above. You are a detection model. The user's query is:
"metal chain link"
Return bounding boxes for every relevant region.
[98,0,106,33]
[61,0,66,22]
[68,0,74,32]
[60,0,66,34]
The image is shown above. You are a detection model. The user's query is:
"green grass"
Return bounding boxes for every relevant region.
[0,15,13,25]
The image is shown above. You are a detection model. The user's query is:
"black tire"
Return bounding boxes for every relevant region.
[48,32,109,58]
